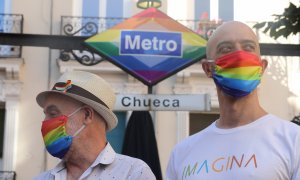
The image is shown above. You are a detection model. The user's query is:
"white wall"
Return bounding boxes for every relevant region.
[11,0,50,178]
[234,0,290,22]
[233,0,300,120]
[9,0,74,179]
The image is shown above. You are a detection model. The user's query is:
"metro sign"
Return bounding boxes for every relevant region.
[120,31,182,57]
[85,8,207,86]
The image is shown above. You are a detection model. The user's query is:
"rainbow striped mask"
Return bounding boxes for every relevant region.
[41,107,84,159]
[212,51,263,97]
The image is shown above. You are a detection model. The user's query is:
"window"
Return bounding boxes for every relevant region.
[106,112,126,153]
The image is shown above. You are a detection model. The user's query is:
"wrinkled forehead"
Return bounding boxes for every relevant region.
[43,93,81,109]
[206,21,259,58]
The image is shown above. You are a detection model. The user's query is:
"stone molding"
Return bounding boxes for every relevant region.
[0,58,23,171]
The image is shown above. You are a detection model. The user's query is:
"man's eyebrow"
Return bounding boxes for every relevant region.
[216,40,257,50]
[240,39,256,45]
[216,41,232,50]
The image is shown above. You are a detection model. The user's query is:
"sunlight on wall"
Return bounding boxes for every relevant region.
[167,0,187,20]
[234,0,289,22]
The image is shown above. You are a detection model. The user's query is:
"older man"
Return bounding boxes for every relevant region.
[35,71,156,180]
[166,21,300,180]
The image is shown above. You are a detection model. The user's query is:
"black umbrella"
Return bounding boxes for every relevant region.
[122,111,162,180]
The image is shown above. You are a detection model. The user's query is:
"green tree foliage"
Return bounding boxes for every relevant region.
[254,3,300,39]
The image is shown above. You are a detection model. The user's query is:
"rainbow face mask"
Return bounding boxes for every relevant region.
[212,51,263,97]
[41,107,85,159]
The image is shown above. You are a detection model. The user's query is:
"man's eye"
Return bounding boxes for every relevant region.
[218,46,232,54]
[49,113,57,117]
[243,44,255,52]
[48,111,59,118]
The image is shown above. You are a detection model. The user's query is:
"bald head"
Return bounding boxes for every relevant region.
[206,21,260,59]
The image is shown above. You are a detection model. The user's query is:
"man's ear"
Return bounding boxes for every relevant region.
[82,106,94,124]
[201,59,214,78]
[261,59,268,74]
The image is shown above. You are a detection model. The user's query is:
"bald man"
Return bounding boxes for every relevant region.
[166,21,300,180]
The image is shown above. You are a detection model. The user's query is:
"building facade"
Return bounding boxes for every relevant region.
[0,0,300,179]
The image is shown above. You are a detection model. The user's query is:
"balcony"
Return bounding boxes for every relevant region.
[61,16,126,36]
[0,171,16,180]
[0,14,23,58]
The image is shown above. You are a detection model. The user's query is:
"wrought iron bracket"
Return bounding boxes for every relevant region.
[0,33,102,65]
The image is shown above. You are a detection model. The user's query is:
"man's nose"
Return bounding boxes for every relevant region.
[234,43,243,51]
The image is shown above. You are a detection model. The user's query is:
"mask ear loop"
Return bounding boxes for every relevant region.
[73,124,86,137]
[68,106,83,117]
[203,59,216,77]
[67,106,86,137]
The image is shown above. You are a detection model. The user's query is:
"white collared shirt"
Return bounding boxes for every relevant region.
[34,143,156,180]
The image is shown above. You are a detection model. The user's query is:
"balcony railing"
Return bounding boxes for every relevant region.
[60,16,221,38]
[60,16,129,64]
[61,16,126,36]
[0,14,23,58]
[0,171,16,180]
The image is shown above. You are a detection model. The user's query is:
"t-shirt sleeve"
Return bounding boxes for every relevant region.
[166,148,177,180]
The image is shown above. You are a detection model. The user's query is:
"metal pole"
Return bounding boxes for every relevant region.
[148,86,152,94]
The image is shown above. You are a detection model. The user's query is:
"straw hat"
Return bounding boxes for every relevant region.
[36,71,117,131]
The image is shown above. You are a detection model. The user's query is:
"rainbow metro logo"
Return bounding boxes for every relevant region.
[85,8,207,86]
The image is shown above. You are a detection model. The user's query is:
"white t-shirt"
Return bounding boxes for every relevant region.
[166,114,300,180]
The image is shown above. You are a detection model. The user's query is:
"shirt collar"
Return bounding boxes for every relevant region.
[90,142,116,167]
[50,160,66,175]
[50,142,116,175]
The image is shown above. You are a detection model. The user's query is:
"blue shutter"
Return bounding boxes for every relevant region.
[195,0,210,20]
[218,0,234,21]
[106,0,123,18]
[106,112,126,153]
[82,0,99,17]
[0,0,4,14]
